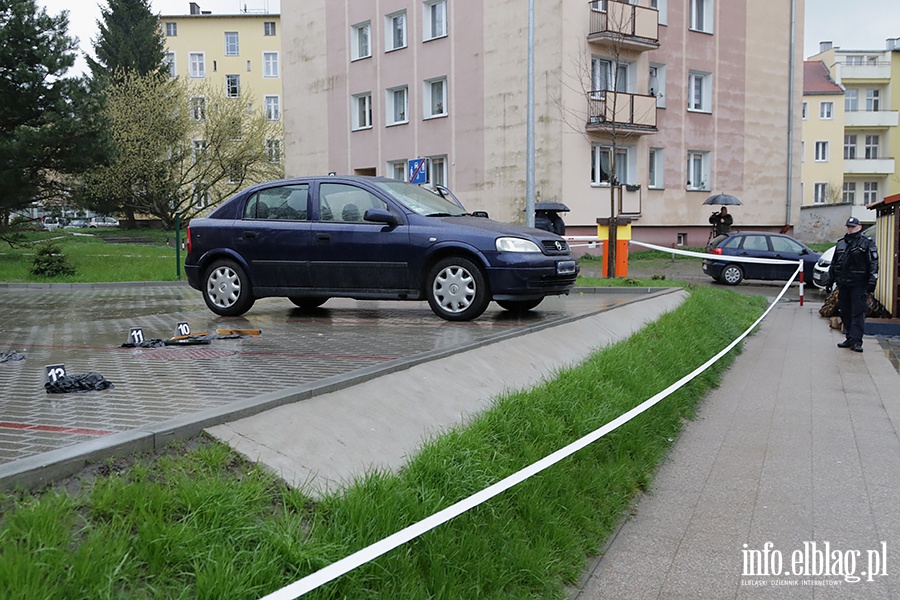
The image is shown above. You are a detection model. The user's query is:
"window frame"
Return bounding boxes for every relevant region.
[591,144,630,186]
[265,139,282,164]
[225,32,239,56]
[843,181,856,204]
[385,10,407,52]
[190,96,207,121]
[226,74,241,98]
[189,52,206,78]
[351,92,373,130]
[690,0,714,33]
[813,182,828,204]
[648,148,664,189]
[814,141,829,162]
[386,85,409,125]
[264,95,281,121]
[165,22,177,36]
[686,150,710,191]
[819,101,833,120]
[423,77,447,118]
[388,160,408,181]
[264,21,276,36]
[424,0,448,41]
[351,21,372,61]
[865,134,879,159]
[688,70,712,113]
[263,51,279,78]
[427,155,448,187]
[165,51,176,77]
[866,89,880,112]
[863,181,878,204]
[845,89,858,112]
[844,134,857,159]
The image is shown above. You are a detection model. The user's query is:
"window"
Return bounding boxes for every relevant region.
[592,56,628,93]
[424,0,447,40]
[226,74,240,98]
[264,95,280,120]
[814,141,828,162]
[813,183,827,204]
[319,183,389,222]
[247,185,309,220]
[844,134,856,159]
[865,135,879,159]
[649,64,666,108]
[686,151,709,190]
[191,139,207,164]
[592,145,628,185]
[387,86,408,125]
[863,181,878,204]
[388,160,407,181]
[427,155,447,187]
[866,89,880,111]
[843,181,856,204]
[263,52,279,77]
[352,92,372,130]
[802,101,807,119]
[845,89,858,112]
[688,71,711,112]
[192,184,210,211]
[190,96,206,120]
[386,11,407,51]
[690,0,713,33]
[424,77,447,118]
[651,0,668,24]
[164,52,176,77]
[225,32,239,56]
[846,55,863,66]
[648,148,664,188]
[266,139,282,164]
[165,22,177,36]
[351,21,371,60]
[264,21,276,36]
[189,52,206,78]
[819,101,833,119]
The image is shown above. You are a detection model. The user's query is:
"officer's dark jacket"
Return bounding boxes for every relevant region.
[829,231,878,287]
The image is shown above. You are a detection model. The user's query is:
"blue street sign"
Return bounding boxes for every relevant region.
[408,158,427,184]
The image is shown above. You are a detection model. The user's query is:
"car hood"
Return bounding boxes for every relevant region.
[430,215,563,242]
[818,246,835,264]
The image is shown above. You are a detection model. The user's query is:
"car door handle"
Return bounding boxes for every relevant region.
[316,233,331,243]
[242,231,257,240]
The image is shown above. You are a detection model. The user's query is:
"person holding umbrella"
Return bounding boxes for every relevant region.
[709,206,733,237]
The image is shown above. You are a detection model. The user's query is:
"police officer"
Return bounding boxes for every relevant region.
[828,217,878,352]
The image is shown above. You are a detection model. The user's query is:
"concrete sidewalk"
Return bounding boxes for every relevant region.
[574,302,900,599]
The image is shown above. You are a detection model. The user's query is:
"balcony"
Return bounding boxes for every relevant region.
[839,61,892,82]
[586,91,657,134]
[587,0,659,51]
[844,109,899,129]
[844,157,895,176]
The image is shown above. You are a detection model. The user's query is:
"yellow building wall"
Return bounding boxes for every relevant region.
[800,91,846,206]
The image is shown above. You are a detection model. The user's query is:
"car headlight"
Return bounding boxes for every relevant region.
[495,237,541,253]
[817,259,830,268]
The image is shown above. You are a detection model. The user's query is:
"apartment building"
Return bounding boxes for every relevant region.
[801,40,900,237]
[282,1,803,246]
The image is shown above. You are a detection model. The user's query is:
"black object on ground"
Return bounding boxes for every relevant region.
[45,372,114,394]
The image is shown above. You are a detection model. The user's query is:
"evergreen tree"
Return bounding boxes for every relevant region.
[88,0,166,81]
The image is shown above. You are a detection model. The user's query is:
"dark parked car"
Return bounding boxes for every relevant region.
[184,176,579,321]
[702,232,820,285]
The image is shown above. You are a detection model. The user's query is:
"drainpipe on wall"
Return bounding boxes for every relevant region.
[786,0,797,228]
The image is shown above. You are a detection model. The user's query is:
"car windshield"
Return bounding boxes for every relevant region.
[372,180,468,217]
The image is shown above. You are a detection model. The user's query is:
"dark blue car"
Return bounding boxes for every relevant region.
[702,232,820,285]
[185,176,579,321]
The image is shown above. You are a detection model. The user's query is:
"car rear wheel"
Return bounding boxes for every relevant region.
[289,297,329,310]
[426,257,490,321]
[496,298,543,313]
[203,259,255,316]
[720,264,744,285]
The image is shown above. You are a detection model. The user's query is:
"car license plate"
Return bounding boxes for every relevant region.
[557,260,576,275]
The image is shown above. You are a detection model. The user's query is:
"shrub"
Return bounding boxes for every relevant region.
[29,242,76,277]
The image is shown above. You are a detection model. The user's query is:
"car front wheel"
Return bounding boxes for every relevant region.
[426,257,490,321]
[496,298,543,313]
[289,297,329,310]
[720,264,744,285]
[203,259,255,316]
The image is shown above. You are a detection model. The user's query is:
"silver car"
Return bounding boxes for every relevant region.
[812,225,875,292]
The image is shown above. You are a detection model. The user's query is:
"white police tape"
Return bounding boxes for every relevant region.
[259,252,801,600]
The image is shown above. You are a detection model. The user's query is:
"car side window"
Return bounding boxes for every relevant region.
[742,235,769,252]
[770,237,802,253]
[722,237,742,250]
[318,183,389,223]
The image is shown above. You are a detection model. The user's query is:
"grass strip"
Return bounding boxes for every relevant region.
[0,287,765,599]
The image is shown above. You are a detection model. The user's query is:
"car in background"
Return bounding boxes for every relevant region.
[64,219,88,229]
[185,176,579,321]
[87,216,119,228]
[702,232,820,285]
[42,217,66,231]
[812,225,876,292]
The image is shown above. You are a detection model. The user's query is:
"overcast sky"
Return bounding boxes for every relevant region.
[33,0,900,76]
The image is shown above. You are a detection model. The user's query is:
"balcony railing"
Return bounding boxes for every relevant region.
[844,109,899,128]
[588,0,659,50]
[586,90,657,133]
[838,61,892,81]
[843,157,895,175]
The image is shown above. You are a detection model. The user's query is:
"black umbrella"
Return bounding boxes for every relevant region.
[534,201,571,212]
[702,194,742,206]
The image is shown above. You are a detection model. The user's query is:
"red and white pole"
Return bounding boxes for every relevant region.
[798,260,804,306]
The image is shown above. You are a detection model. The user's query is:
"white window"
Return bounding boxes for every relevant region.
[164,52,176,77]
[351,21,371,60]
[688,71,711,112]
[814,141,829,162]
[648,148,664,188]
[190,96,206,120]
[649,64,666,108]
[192,184,210,211]
[266,139,282,164]
[652,0,668,25]
[424,0,447,40]
[843,181,856,204]
[165,22,177,36]
[351,92,372,130]
[686,151,709,190]
[844,134,857,159]
[424,77,447,118]
[863,181,878,204]
[386,11,407,51]
[819,101,833,119]
[690,0,713,33]
[226,74,240,98]
[865,135,879,159]
[427,155,447,187]
[813,182,828,204]
[592,56,628,93]
[189,52,206,78]
[225,32,239,56]
[801,101,807,119]
[264,95,280,120]
[846,55,863,66]
[264,21,276,36]
[191,139,207,164]
[866,89,880,111]
[592,145,629,185]
[387,86,408,125]
[388,160,407,181]
[263,52,279,77]
[845,89,858,112]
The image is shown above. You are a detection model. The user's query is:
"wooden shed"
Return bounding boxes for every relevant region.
[868,193,900,318]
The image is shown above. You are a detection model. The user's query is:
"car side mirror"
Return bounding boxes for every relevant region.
[471,210,489,218]
[364,208,399,227]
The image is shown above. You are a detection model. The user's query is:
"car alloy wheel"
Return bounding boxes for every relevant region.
[426,256,490,321]
[721,264,744,285]
[203,259,255,316]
